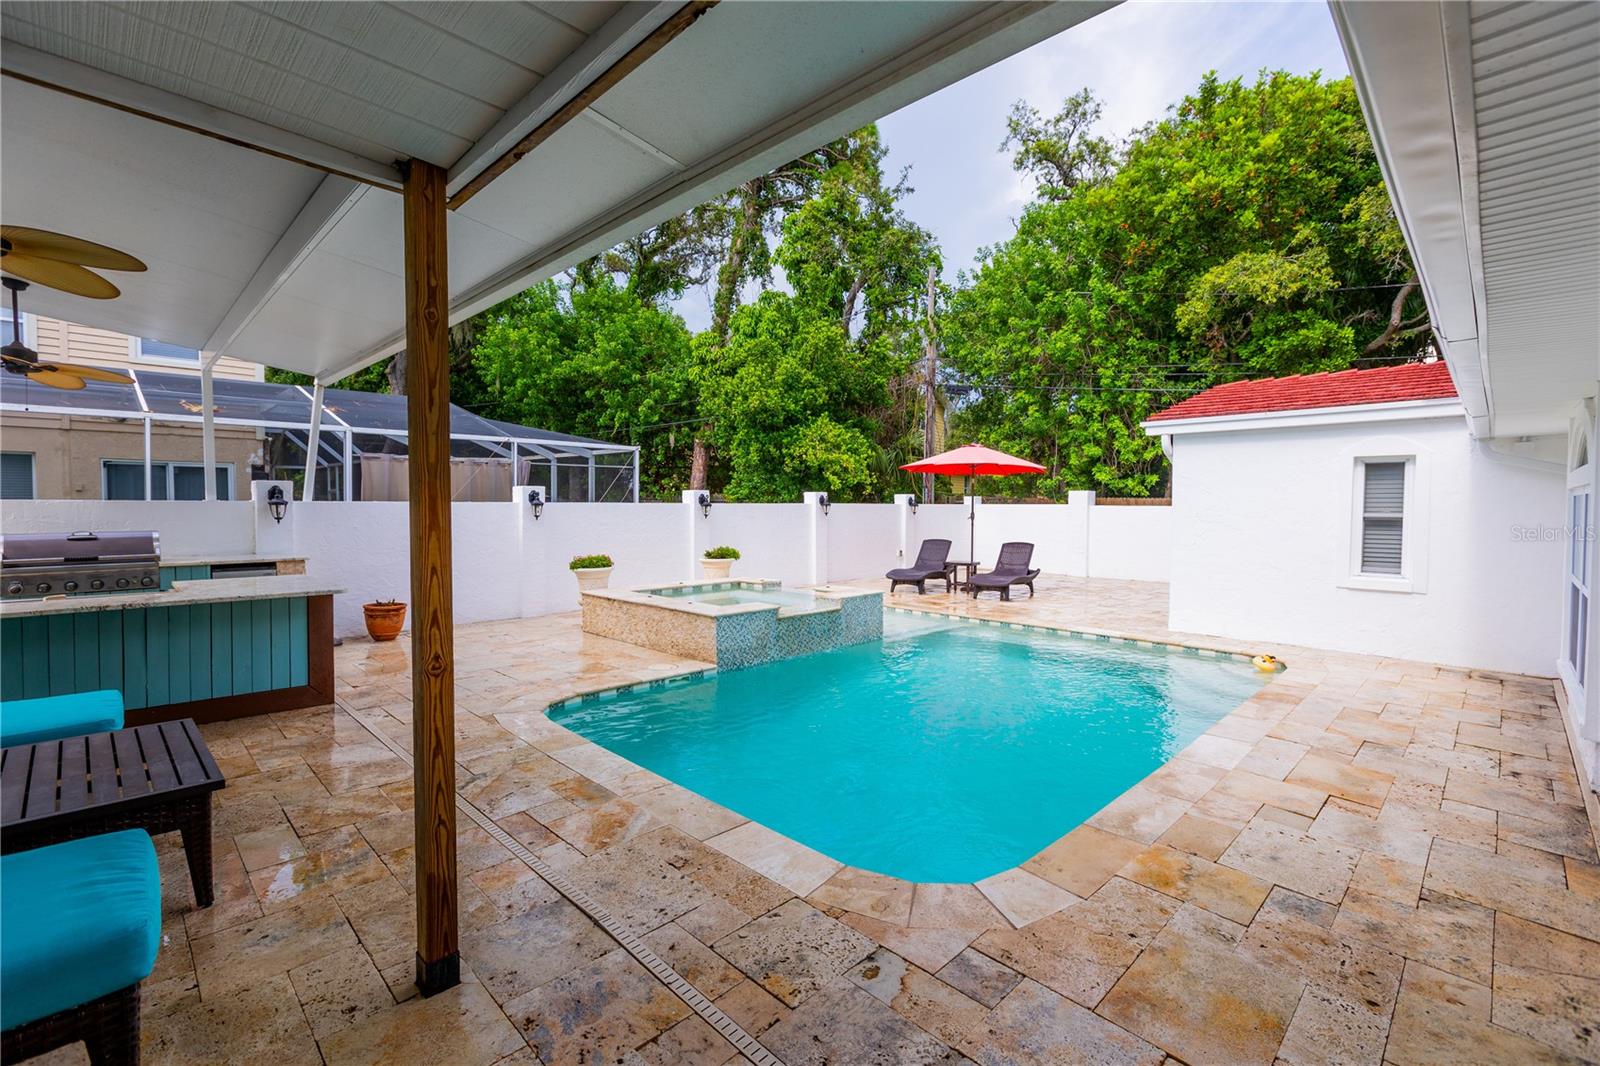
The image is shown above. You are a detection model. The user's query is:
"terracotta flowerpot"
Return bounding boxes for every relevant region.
[700,558,735,580]
[573,566,612,592]
[363,602,407,642]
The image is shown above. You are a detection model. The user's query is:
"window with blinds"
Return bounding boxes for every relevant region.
[0,452,34,499]
[1359,461,1406,575]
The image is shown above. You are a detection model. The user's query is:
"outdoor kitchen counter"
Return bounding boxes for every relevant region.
[0,575,342,619]
[1,577,341,725]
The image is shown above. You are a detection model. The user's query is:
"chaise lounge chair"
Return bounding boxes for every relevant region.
[887,538,954,594]
[967,542,1040,601]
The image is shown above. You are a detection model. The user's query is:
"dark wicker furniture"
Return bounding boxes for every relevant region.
[1,719,226,905]
[887,538,955,594]
[967,542,1040,601]
[2,983,141,1066]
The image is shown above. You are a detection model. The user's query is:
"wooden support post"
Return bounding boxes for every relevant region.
[402,158,459,996]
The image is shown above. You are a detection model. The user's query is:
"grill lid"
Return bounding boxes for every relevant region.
[0,530,161,566]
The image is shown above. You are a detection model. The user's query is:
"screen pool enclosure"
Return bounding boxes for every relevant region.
[0,368,638,502]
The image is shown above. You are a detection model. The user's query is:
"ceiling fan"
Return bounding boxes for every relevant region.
[1,226,147,390]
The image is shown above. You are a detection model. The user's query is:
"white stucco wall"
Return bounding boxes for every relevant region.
[0,499,256,557]
[2,492,1174,639]
[1164,413,1565,676]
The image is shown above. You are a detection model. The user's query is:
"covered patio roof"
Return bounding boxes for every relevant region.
[1331,0,1600,438]
[1,0,1113,382]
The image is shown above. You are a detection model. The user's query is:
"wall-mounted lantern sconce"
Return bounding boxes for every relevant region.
[266,485,287,524]
[818,493,831,516]
[697,492,712,518]
[527,490,544,520]
[907,494,919,513]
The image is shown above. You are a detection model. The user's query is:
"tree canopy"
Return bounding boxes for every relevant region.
[944,71,1426,497]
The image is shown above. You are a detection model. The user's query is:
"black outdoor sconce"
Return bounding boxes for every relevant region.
[697,492,712,518]
[266,485,287,524]
[907,494,920,513]
[527,490,544,520]
[818,493,831,516]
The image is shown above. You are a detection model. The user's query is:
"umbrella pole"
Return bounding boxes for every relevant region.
[968,467,976,588]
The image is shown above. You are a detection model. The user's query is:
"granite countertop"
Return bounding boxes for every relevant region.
[0,575,344,619]
[162,555,305,568]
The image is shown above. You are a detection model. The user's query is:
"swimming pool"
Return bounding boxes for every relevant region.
[551,614,1269,883]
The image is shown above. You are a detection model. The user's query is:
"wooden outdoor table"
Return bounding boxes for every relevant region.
[1,719,226,905]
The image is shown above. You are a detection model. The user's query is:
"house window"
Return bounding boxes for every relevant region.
[1,452,35,499]
[103,461,231,500]
[131,337,202,365]
[0,304,29,348]
[1568,490,1590,687]
[1357,459,1408,577]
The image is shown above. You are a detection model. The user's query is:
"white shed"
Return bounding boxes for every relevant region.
[1145,361,1566,677]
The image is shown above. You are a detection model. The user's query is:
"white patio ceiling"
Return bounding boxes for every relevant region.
[1,1,1114,382]
[1333,0,1600,439]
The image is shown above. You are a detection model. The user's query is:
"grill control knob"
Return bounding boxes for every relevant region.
[90,579,105,590]
[115,578,131,589]
[35,582,51,594]
[5,583,22,596]
[63,581,79,592]
[140,576,157,588]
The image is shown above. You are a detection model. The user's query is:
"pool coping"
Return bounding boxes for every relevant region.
[584,578,881,620]
[524,598,1295,932]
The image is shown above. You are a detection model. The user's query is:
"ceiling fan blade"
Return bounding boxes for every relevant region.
[0,227,146,272]
[25,367,87,390]
[0,253,120,299]
[55,362,134,384]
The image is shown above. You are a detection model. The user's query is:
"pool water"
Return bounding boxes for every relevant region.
[651,586,818,609]
[551,615,1267,882]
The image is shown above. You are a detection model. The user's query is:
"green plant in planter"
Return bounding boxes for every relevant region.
[703,546,741,560]
[569,554,614,570]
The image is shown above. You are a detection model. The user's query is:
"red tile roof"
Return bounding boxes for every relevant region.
[1147,360,1458,423]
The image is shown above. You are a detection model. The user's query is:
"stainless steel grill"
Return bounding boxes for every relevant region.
[0,530,161,599]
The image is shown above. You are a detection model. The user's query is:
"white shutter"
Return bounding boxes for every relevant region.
[1360,461,1405,575]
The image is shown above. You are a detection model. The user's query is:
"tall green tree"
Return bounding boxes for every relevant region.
[696,126,941,500]
[946,71,1426,497]
[470,277,696,496]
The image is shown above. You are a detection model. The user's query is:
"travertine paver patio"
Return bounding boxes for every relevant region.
[38,575,1600,1066]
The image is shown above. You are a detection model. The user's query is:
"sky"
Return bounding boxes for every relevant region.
[668,0,1351,332]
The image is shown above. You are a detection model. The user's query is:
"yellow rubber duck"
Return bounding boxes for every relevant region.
[1252,654,1283,673]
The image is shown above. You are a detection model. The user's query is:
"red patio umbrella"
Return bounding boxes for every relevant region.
[901,443,1045,571]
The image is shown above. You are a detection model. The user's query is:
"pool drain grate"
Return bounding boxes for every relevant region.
[351,711,786,1066]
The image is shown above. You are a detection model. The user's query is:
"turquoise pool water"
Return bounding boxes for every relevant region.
[551,614,1267,882]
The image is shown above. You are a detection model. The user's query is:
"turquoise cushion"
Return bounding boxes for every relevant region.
[1,830,161,1030]
[0,690,124,747]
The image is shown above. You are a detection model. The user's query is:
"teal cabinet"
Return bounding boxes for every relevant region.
[0,597,310,711]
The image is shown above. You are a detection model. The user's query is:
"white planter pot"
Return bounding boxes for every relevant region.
[700,558,735,580]
[573,566,612,592]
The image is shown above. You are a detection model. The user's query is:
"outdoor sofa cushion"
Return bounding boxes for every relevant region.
[0,690,124,747]
[0,830,161,1031]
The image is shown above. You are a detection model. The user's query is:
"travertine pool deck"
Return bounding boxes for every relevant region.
[44,575,1600,1066]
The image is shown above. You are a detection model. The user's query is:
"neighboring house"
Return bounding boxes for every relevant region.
[0,312,265,500]
[0,313,638,503]
[1145,360,1565,679]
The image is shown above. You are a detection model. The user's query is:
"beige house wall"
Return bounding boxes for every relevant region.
[1,413,261,499]
[30,315,265,381]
